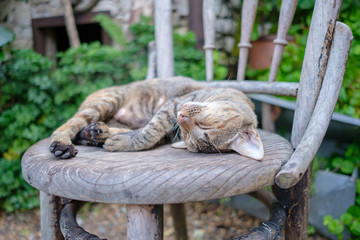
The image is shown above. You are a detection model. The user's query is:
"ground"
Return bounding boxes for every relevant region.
[0,201,328,240]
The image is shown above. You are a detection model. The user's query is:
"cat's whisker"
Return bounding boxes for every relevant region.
[171,123,179,132]
[209,138,222,155]
[204,133,222,155]
[172,126,181,142]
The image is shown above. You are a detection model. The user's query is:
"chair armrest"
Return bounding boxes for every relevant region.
[208,81,299,97]
[275,22,353,189]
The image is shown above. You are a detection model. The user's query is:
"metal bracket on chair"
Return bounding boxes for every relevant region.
[60,200,107,240]
[231,191,286,240]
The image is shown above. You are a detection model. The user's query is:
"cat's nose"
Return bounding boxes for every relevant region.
[177,112,192,130]
[178,113,188,122]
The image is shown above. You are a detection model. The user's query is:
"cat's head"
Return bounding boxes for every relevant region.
[176,101,264,160]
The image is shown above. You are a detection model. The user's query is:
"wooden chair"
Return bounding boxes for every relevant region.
[21,0,352,239]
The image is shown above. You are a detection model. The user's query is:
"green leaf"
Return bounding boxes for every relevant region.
[298,0,315,9]
[332,157,344,169]
[328,219,344,235]
[356,179,360,194]
[350,220,360,236]
[348,205,360,217]
[340,213,353,225]
[308,225,316,235]
[324,215,334,226]
[340,160,355,174]
[0,25,14,47]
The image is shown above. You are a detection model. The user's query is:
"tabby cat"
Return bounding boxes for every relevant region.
[49,77,264,160]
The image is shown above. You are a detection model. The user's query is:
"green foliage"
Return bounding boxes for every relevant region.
[320,141,360,239]
[0,15,227,212]
[95,15,228,81]
[320,142,360,175]
[245,0,360,118]
[0,49,54,211]
[93,14,127,46]
[0,159,39,212]
[173,32,227,80]
[308,225,316,235]
[324,179,360,239]
[334,3,360,118]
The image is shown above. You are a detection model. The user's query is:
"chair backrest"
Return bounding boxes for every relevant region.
[153,0,352,188]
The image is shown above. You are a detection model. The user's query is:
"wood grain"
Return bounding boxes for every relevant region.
[127,205,163,240]
[40,191,63,240]
[207,80,299,97]
[154,0,174,78]
[276,22,353,189]
[268,0,298,83]
[237,0,258,81]
[203,0,216,82]
[146,41,156,80]
[291,0,342,148]
[22,130,292,204]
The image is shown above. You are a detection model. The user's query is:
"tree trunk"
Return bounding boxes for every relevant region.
[62,0,80,48]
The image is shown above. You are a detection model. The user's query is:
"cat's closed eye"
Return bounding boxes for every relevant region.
[195,123,211,130]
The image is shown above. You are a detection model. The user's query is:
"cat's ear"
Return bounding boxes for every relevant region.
[230,124,264,160]
[171,141,187,149]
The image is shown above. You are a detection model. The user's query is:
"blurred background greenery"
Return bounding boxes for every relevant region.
[0,0,359,238]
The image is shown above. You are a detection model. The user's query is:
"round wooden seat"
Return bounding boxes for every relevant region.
[22,130,293,204]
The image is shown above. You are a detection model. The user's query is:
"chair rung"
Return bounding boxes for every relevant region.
[207,80,299,97]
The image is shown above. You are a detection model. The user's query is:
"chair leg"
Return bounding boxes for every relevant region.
[170,203,188,240]
[273,163,313,240]
[40,191,64,240]
[127,204,164,240]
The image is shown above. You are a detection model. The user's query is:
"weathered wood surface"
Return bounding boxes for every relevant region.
[233,203,286,240]
[291,0,342,148]
[22,130,292,204]
[203,0,216,82]
[170,204,188,240]
[268,0,298,82]
[237,0,258,81]
[40,191,64,240]
[154,0,174,78]
[127,205,163,240]
[273,165,313,240]
[146,41,156,80]
[207,80,298,97]
[60,201,105,240]
[276,22,353,189]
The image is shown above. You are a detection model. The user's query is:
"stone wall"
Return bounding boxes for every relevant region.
[0,0,33,49]
[0,0,240,55]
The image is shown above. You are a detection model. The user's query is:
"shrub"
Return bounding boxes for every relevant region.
[0,49,54,211]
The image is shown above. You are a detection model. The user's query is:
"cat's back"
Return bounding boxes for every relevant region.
[143,76,205,96]
[189,87,255,110]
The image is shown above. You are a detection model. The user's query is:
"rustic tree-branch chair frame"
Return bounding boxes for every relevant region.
[22,0,352,239]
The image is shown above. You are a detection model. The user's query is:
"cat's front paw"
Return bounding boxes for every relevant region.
[103,132,134,152]
[49,141,78,159]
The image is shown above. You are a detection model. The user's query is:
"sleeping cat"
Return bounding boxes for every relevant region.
[49,76,264,160]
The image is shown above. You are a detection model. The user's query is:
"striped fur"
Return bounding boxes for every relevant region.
[49,77,261,160]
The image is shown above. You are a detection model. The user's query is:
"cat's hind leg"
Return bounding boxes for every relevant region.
[74,122,130,147]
